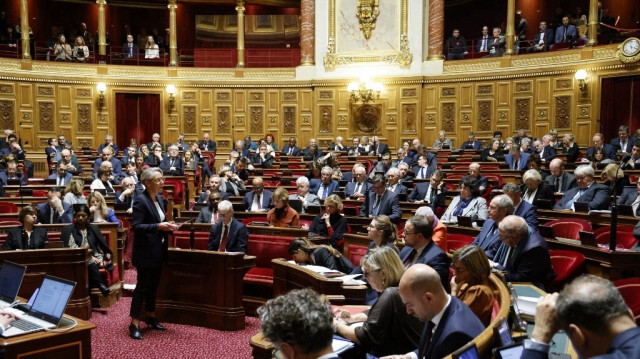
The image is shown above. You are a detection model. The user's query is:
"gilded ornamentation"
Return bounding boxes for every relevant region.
[353,104,381,133]
[22,113,30,121]
[579,106,589,117]
[319,91,333,99]
[427,114,435,123]
[0,101,14,130]
[236,115,244,125]
[250,92,263,101]
[444,61,501,73]
[441,88,455,97]
[99,115,106,123]
[555,96,571,129]
[402,104,416,131]
[477,101,492,131]
[515,99,530,130]
[183,92,196,100]
[356,0,380,40]
[319,106,332,133]
[202,116,211,125]
[250,107,264,134]
[76,89,90,97]
[303,116,310,124]
[538,109,547,119]
[556,79,572,89]
[77,104,92,133]
[387,114,395,124]
[594,48,616,59]
[339,115,347,124]
[441,103,455,132]
[478,85,493,95]
[283,107,296,134]
[169,116,177,125]
[462,113,470,122]
[319,140,332,148]
[324,37,337,71]
[0,85,13,94]
[78,139,92,148]
[38,87,53,96]
[218,140,230,148]
[512,53,581,67]
[61,113,70,122]
[515,82,531,92]
[217,107,230,134]
[402,88,417,97]
[183,106,196,134]
[269,116,277,125]
[499,112,507,121]
[217,92,231,101]
[283,92,297,101]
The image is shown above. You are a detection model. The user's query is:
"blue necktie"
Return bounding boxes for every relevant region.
[564,189,584,209]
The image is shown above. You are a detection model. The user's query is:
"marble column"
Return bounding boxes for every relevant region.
[300,0,315,65]
[97,0,107,60]
[427,0,444,60]
[587,0,598,46]
[168,0,178,66]
[236,0,245,68]
[505,0,515,55]
[20,0,30,59]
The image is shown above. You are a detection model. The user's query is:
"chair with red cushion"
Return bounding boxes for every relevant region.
[0,203,18,213]
[164,178,185,207]
[346,244,368,267]
[550,222,583,240]
[484,174,503,188]
[299,220,312,229]
[545,218,592,232]
[447,234,475,252]
[595,231,638,249]
[242,216,269,225]
[613,277,640,325]
[548,250,585,292]
[171,230,210,250]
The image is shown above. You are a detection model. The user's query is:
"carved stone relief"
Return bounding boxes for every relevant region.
[0,101,14,130]
[441,103,455,132]
[283,92,297,101]
[441,88,455,97]
[477,101,492,131]
[250,106,264,134]
[183,92,196,100]
[402,88,417,98]
[217,106,231,134]
[217,92,231,101]
[478,85,493,95]
[283,106,296,134]
[76,89,91,98]
[352,104,381,133]
[39,102,54,132]
[515,82,531,92]
[0,85,13,94]
[319,106,332,133]
[402,104,417,132]
[183,106,196,134]
[218,140,230,148]
[555,96,571,129]
[319,91,333,100]
[38,87,54,96]
[515,99,530,130]
[250,93,264,101]
[556,79,572,90]
[77,104,92,133]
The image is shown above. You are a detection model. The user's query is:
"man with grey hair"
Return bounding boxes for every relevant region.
[491,215,555,289]
[147,133,163,154]
[536,134,556,162]
[159,145,184,176]
[397,162,415,187]
[208,200,248,253]
[392,147,413,167]
[310,167,340,200]
[505,145,530,171]
[370,135,390,156]
[98,134,119,156]
[359,174,402,223]
[520,137,533,154]
[60,148,82,175]
[198,133,216,152]
[386,167,408,194]
[502,182,538,228]
[472,194,514,259]
[289,176,320,213]
[433,130,452,150]
[460,131,482,150]
[93,146,122,178]
[344,165,370,199]
[197,175,229,203]
[258,288,336,359]
[415,206,447,252]
[522,275,640,359]
[554,165,610,211]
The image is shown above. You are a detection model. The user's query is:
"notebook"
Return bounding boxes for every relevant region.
[2,275,75,338]
[0,261,27,308]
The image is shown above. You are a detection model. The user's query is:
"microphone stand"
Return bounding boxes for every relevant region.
[189,217,195,250]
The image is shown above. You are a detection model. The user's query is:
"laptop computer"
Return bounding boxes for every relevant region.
[289,199,303,213]
[457,215,473,227]
[2,275,76,338]
[0,261,27,308]
[451,342,479,359]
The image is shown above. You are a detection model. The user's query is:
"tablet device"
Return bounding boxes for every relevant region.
[451,342,478,359]
[493,342,524,359]
[457,216,473,227]
[493,317,513,347]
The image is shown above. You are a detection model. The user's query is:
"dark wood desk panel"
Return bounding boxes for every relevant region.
[156,248,255,331]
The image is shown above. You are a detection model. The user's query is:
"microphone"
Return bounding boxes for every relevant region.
[189,217,195,250]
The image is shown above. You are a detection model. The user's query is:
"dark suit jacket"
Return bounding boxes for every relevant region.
[4,226,48,250]
[243,189,273,211]
[514,200,539,228]
[544,172,577,193]
[61,223,113,259]
[532,29,554,50]
[115,190,134,206]
[309,179,340,198]
[198,140,217,152]
[562,143,580,163]
[131,190,170,268]
[359,190,402,223]
[388,183,408,195]
[208,218,248,253]
[621,154,640,170]
[611,136,636,153]
[93,157,123,177]
[472,219,501,259]
[159,156,184,176]
[536,145,556,162]
[555,24,577,43]
[617,187,639,206]
[97,143,120,156]
[504,152,530,170]
[0,171,27,186]
[122,42,139,57]
[197,190,229,203]
[47,172,73,186]
[407,182,446,209]
[494,230,556,289]
[476,35,491,52]
[281,145,301,156]
[344,181,371,198]
[521,183,555,209]
[460,140,482,150]
[37,202,73,224]
[371,142,390,156]
[587,144,617,161]
[488,36,506,57]
[554,183,611,210]
[147,142,164,152]
[251,153,274,169]
[399,241,450,291]
[196,206,216,223]
[418,296,485,359]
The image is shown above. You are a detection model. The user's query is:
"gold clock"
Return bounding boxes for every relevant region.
[617,37,640,63]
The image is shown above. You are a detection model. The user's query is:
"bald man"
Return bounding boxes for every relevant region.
[243,177,272,212]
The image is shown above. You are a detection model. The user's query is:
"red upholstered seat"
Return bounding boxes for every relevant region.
[485,174,503,188]
[164,178,185,206]
[544,219,592,232]
[262,180,280,187]
[243,267,274,285]
[346,244,368,267]
[548,250,585,292]
[171,231,210,250]
[447,234,474,252]
[613,277,640,325]
[98,231,120,287]
[595,231,638,249]
[550,222,582,240]
[0,220,20,226]
[0,203,18,213]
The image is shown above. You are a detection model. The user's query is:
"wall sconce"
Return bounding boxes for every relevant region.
[347,78,382,103]
[575,70,588,97]
[96,82,106,108]
[166,84,176,111]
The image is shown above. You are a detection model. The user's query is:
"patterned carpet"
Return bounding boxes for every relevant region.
[89,269,261,359]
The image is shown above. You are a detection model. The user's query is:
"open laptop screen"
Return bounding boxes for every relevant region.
[29,275,75,325]
[0,261,26,304]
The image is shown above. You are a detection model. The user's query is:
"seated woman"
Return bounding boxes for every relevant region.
[562,134,580,163]
[602,163,630,197]
[334,247,423,357]
[288,237,354,274]
[5,205,48,250]
[90,165,115,194]
[521,169,555,209]
[265,134,279,152]
[72,36,89,63]
[63,177,86,205]
[440,177,488,226]
[450,245,496,327]
[309,194,348,247]
[266,187,300,228]
[526,154,550,179]
[62,204,113,296]
[183,150,197,170]
[88,191,119,225]
[480,138,504,162]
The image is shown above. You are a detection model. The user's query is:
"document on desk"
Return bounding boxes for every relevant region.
[333,336,355,354]
[338,274,366,286]
[290,263,345,277]
[516,296,539,317]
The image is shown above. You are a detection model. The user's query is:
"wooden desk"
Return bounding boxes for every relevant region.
[0,312,95,358]
[156,248,255,331]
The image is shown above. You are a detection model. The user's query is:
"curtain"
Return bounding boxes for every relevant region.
[115,93,161,149]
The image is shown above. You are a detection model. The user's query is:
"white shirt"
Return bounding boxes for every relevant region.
[251,193,262,212]
[522,187,538,204]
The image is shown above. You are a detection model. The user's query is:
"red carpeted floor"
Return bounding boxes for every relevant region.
[89,269,261,359]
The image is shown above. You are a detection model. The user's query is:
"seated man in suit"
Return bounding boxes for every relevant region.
[408,170,446,212]
[234,140,251,158]
[621,140,640,170]
[169,134,189,152]
[370,153,392,179]
[505,146,530,171]
[392,148,414,167]
[555,15,577,43]
[289,176,320,214]
[369,135,390,157]
[243,136,258,152]
[512,128,532,147]
[397,162,415,187]
[196,192,222,224]
[343,162,363,183]
[197,175,229,203]
[122,34,138,58]
[347,136,364,156]
[432,130,452,150]
[310,167,340,200]
[328,136,347,152]
[119,162,139,184]
[528,21,554,52]
[616,181,640,215]
[281,137,301,156]
[47,163,72,186]
[120,146,138,167]
[115,176,136,213]
[554,165,611,211]
[535,135,557,163]
[476,25,490,53]
[415,206,447,252]
[93,147,123,179]
[465,162,489,195]
[37,187,74,224]
[502,182,538,228]
[57,134,73,151]
[60,149,83,175]
[0,160,27,186]
[491,215,556,289]
[244,176,273,212]
[413,150,437,180]
[198,132,217,152]
[97,134,119,156]
[545,158,577,194]
[344,166,370,199]
[258,288,336,359]
[147,133,163,154]
[487,27,506,57]
[460,131,483,150]
[251,144,274,169]
[399,216,450,290]
[472,194,514,259]
[523,275,640,359]
[386,167,408,195]
[611,125,635,153]
[359,174,402,223]
[208,200,248,253]
[159,145,184,176]
[397,264,485,359]
[45,137,62,167]
[586,133,617,161]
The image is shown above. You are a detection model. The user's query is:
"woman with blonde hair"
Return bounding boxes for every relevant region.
[309,194,348,247]
[267,187,300,228]
[72,36,89,62]
[63,177,86,205]
[450,245,495,326]
[334,247,422,357]
[88,191,119,225]
[602,163,629,196]
[288,237,354,274]
[54,34,72,61]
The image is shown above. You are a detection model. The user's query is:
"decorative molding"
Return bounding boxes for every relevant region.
[249,106,264,134]
[236,115,244,125]
[426,113,435,123]
[217,106,231,134]
[283,106,296,134]
[243,70,296,78]
[202,116,211,126]
[512,53,582,67]
[0,84,14,94]
[555,96,571,129]
[169,116,177,125]
[402,104,417,131]
[351,104,381,133]
[402,88,417,98]
[183,106,197,134]
[444,61,501,73]
[77,138,93,148]
[319,91,333,100]
[499,111,507,121]
[515,98,531,130]
[99,115,107,124]
[477,85,493,95]
[37,87,54,96]
[183,91,196,100]
[76,88,91,98]
[339,115,347,124]
[578,106,589,118]
[477,101,492,131]
[356,0,380,39]
[441,103,455,132]
[216,92,231,101]
[77,104,92,133]
[218,140,231,149]
[593,48,617,59]
[0,100,14,130]
[515,82,531,92]
[61,113,70,123]
[555,79,572,90]
[319,106,333,133]
[269,116,277,125]
[538,109,547,119]
[283,92,297,101]
[249,92,264,101]
[462,113,470,122]
[441,87,455,97]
